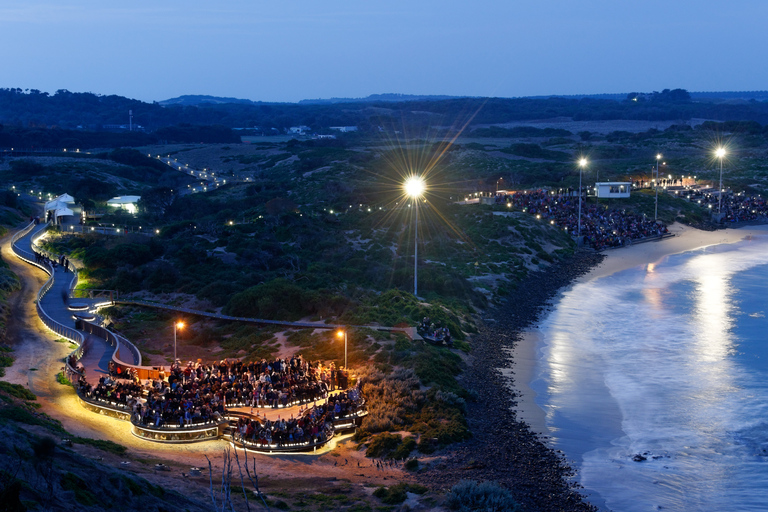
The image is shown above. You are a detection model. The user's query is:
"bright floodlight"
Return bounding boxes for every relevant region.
[716,147,726,158]
[176,321,184,329]
[656,153,662,160]
[579,158,588,167]
[404,176,426,198]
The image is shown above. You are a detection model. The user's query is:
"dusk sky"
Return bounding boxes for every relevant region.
[2,1,765,103]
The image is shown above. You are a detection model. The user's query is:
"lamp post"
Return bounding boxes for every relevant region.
[578,158,587,236]
[655,154,662,221]
[716,147,726,214]
[336,329,347,369]
[173,321,184,366]
[404,176,426,297]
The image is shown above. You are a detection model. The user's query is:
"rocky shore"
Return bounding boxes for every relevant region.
[419,250,605,512]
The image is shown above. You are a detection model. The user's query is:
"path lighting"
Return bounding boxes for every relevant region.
[403,176,426,297]
[174,321,184,365]
[716,147,726,214]
[336,329,348,369]
[655,154,662,220]
[577,158,587,236]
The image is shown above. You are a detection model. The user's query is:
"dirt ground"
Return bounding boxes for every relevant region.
[0,232,419,510]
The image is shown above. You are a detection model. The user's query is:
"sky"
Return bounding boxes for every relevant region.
[1,1,766,103]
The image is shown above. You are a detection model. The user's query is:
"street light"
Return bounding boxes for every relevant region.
[404,176,426,297]
[577,158,587,236]
[336,329,348,369]
[174,321,184,366]
[716,147,726,214]
[655,154,662,221]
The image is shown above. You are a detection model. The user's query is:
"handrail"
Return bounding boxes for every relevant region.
[11,221,86,377]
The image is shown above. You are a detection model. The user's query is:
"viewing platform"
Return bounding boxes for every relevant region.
[10,220,368,453]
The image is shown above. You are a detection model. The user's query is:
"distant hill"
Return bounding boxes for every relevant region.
[298,93,467,104]
[158,94,267,106]
[159,93,468,106]
[4,87,768,149]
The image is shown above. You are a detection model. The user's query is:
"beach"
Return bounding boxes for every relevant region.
[512,222,768,434]
[511,222,768,511]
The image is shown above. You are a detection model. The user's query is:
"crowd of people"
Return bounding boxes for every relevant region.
[497,189,668,250]
[75,355,363,436]
[683,189,768,223]
[232,388,361,448]
[32,250,72,272]
[417,317,453,346]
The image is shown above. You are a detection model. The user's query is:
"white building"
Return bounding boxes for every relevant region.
[595,182,631,199]
[329,126,358,132]
[107,195,141,214]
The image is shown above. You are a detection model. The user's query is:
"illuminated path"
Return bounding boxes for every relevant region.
[10,221,367,452]
[10,222,116,378]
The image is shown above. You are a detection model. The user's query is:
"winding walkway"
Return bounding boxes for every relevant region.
[10,221,367,452]
[10,222,115,378]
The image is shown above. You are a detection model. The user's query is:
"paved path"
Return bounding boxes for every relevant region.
[12,222,114,379]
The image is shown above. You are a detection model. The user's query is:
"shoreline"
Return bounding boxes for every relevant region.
[418,250,605,512]
[419,222,768,512]
[512,222,768,435]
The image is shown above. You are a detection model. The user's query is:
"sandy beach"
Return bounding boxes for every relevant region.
[512,222,768,434]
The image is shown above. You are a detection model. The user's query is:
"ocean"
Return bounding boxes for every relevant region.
[526,235,768,511]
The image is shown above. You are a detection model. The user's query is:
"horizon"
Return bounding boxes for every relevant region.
[2,2,767,103]
[6,87,768,106]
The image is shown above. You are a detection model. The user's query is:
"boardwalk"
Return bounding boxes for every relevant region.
[11,222,114,378]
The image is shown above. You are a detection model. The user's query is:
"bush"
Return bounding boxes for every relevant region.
[0,381,36,401]
[444,480,521,512]
[404,458,419,471]
[373,483,428,505]
[390,436,417,460]
[365,432,402,458]
[56,372,73,387]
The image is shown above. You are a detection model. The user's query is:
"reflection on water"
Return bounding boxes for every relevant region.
[530,236,768,511]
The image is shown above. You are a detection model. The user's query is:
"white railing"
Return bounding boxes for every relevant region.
[11,222,86,376]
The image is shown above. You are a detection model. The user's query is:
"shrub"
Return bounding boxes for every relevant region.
[373,483,427,505]
[0,381,36,401]
[56,372,73,387]
[444,480,521,512]
[365,432,402,458]
[390,436,417,460]
[404,458,419,471]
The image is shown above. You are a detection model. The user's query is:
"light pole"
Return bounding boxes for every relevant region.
[336,329,347,369]
[655,154,662,221]
[578,158,587,236]
[716,147,726,214]
[174,321,184,366]
[404,176,426,297]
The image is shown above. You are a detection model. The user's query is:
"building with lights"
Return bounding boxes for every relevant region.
[595,182,632,199]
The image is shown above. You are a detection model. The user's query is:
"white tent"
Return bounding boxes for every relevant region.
[45,200,67,212]
[54,207,74,218]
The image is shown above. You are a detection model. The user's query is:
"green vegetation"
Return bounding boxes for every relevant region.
[445,480,522,512]
[70,436,128,455]
[56,372,73,386]
[0,381,36,401]
[373,483,428,505]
